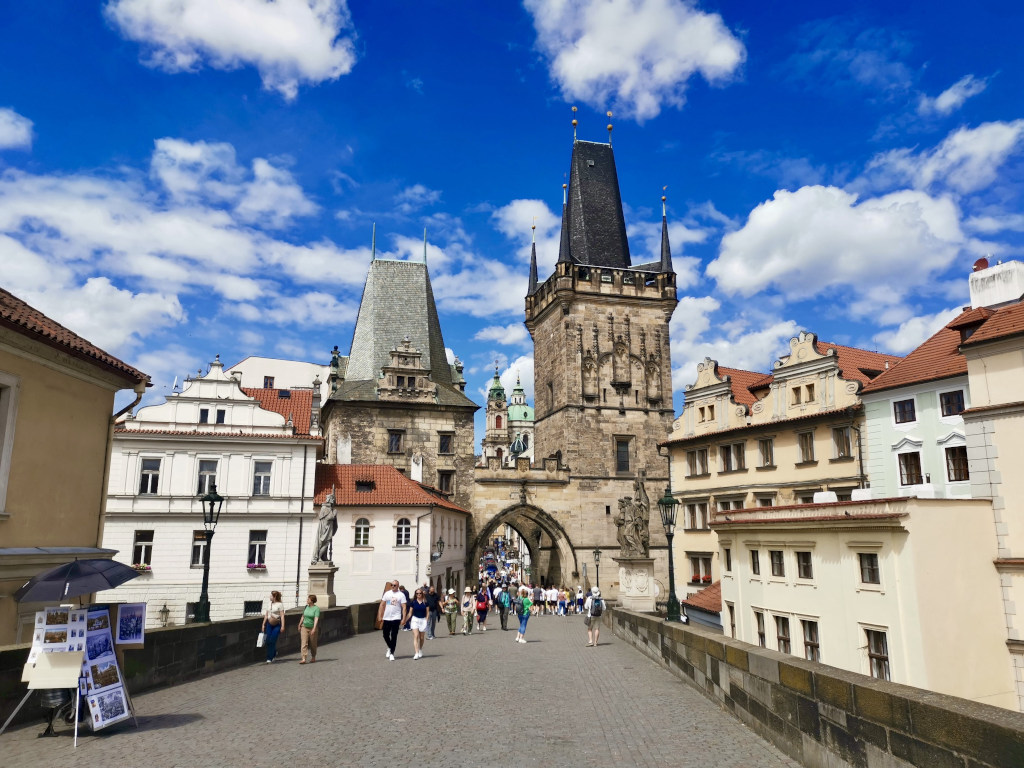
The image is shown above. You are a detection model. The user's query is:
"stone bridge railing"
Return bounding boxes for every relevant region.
[611,608,1024,768]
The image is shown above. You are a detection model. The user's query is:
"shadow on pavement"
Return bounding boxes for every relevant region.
[133,713,205,731]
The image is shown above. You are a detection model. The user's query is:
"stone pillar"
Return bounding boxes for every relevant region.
[307,563,339,609]
[612,557,655,613]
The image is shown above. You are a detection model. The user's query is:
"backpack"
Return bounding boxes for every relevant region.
[590,598,603,617]
[513,597,524,615]
[499,591,510,608]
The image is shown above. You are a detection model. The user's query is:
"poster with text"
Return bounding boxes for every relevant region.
[115,603,145,644]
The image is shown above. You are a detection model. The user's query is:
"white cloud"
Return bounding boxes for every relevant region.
[500,355,534,403]
[492,198,561,272]
[872,306,962,354]
[134,343,203,401]
[430,254,528,318]
[394,184,441,214]
[918,75,987,117]
[965,213,1024,234]
[105,0,357,100]
[863,120,1024,194]
[229,291,357,326]
[474,322,530,347]
[234,158,318,227]
[525,0,744,121]
[626,219,705,288]
[0,108,33,150]
[707,185,965,311]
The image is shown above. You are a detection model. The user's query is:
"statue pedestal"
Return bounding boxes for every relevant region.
[307,563,338,608]
[612,557,656,613]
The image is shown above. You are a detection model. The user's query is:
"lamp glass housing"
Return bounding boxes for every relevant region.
[658,486,679,536]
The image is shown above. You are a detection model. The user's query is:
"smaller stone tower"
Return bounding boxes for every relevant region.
[480,365,509,464]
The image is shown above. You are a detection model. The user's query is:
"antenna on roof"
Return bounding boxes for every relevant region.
[606,111,613,146]
[371,222,376,261]
[571,105,578,142]
[423,228,428,264]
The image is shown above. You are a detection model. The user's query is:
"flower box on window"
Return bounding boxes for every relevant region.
[246,564,267,571]
[691,574,701,583]
[131,564,152,573]
[701,575,712,583]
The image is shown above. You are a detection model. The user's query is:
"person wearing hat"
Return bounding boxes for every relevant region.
[584,588,603,647]
[460,586,476,635]
[493,584,511,630]
[442,588,459,635]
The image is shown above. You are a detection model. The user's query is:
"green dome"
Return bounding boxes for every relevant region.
[508,404,534,421]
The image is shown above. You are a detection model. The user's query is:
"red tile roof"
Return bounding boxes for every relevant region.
[946,306,994,329]
[717,367,767,407]
[114,428,321,441]
[860,309,973,394]
[681,581,721,613]
[241,387,314,435]
[0,286,147,384]
[961,301,1024,346]
[314,464,469,514]
[816,342,902,386]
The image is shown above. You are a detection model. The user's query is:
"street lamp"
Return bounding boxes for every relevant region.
[593,547,601,590]
[657,485,681,622]
[432,536,445,562]
[194,482,224,623]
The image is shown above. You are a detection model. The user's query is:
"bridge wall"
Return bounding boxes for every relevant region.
[0,602,379,729]
[611,608,1024,768]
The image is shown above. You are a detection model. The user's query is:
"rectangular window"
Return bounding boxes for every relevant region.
[893,399,916,424]
[866,629,890,680]
[796,551,813,579]
[132,530,154,566]
[898,452,923,485]
[396,375,405,387]
[770,550,785,577]
[437,470,454,494]
[243,600,263,616]
[190,531,207,568]
[946,446,969,482]
[775,616,791,654]
[724,548,732,572]
[756,496,775,508]
[248,530,268,566]
[802,620,820,662]
[940,390,965,417]
[758,438,774,467]
[687,449,709,476]
[720,443,746,472]
[755,611,766,647]
[685,502,709,530]
[0,375,18,515]
[388,430,404,454]
[263,376,275,388]
[833,427,852,459]
[615,439,631,473]
[859,553,880,584]
[197,460,218,494]
[438,433,454,454]
[798,432,815,463]
[750,550,760,575]
[791,387,802,405]
[216,409,226,424]
[805,383,815,402]
[688,555,712,583]
[717,498,744,512]
[252,461,272,495]
[727,603,736,638]
[199,408,209,424]
[138,458,161,494]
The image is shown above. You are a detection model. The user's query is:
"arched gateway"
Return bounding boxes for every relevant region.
[469,503,577,587]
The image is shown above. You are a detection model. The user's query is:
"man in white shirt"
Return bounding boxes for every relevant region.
[378,579,407,661]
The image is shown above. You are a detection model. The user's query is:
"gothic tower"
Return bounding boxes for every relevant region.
[525,139,678,480]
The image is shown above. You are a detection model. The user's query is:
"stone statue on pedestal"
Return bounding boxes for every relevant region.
[311,489,338,565]
[614,474,650,558]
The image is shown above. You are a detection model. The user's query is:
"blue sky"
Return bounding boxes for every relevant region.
[1,1,1022,436]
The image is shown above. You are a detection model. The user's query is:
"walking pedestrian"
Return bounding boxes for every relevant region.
[425,585,441,640]
[557,587,567,617]
[514,586,533,643]
[262,590,285,663]
[443,588,459,635]
[399,584,412,631]
[575,586,584,615]
[475,586,491,631]
[584,588,604,647]
[494,585,511,630]
[406,588,429,660]
[461,587,475,634]
[299,594,320,664]
[532,583,543,616]
[380,579,407,660]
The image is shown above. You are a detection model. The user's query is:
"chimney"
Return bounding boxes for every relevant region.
[969,258,1024,309]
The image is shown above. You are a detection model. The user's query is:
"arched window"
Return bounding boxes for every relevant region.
[496,448,503,461]
[522,433,529,448]
[354,518,370,547]
[396,517,411,546]
[495,415,503,429]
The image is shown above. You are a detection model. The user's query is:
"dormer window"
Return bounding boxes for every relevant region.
[355,480,375,492]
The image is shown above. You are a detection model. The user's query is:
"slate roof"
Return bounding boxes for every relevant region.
[0,286,147,384]
[860,309,973,394]
[241,387,314,435]
[565,141,632,269]
[960,301,1024,347]
[313,464,468,514]
[681,580,721,613]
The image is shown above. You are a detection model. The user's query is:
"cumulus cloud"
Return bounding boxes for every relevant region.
[524,0,744,121]
[873,306,963,354]
[0,108,33,150]
[105,0,358,100]
[918,75,988,117]
[707,185,965,311]
[394,184,441,214]
[627,218,704,288]
[491,198,561,271]
[474,322,530,347]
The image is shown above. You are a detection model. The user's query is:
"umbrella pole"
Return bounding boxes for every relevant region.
[0,691,34,738]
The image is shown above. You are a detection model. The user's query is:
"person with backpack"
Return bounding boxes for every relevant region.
[475,586,491,631]
[584,587,604,647]
[494,585,511,630]
[514,586,533,644]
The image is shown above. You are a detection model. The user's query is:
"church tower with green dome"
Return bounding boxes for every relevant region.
[480,365,509,464]
[507,373,534,465]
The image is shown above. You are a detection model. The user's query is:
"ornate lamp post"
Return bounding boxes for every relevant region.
[194,482,224,623]
[657,486,681,622]
[593,547,601,590]
[432,536,445,562]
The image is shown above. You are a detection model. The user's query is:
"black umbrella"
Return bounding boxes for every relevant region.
[14,559,139,603]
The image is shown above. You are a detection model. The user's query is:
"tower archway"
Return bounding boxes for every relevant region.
[469,503,577,587]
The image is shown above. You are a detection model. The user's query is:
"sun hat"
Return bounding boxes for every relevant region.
[464,587,472,592]
[592,588,601,597]
[447,588,455,594]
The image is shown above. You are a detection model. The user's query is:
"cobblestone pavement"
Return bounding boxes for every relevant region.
[4,613,800,767]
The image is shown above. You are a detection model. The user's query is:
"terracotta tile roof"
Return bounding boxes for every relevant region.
[314,464,469,514]
[716,367,767,408]
[241,387,314,435]
[712,512,903,527]
[114,428,321,442]
[681,581,721,613]
[0,286,147,384]
[660,403,862,446]
[748,373,774,391]
[946,306,994,329]
[961,400,1024,415]
[860,309,974,394]
[961,301,1024,346]
[816,342,902,386]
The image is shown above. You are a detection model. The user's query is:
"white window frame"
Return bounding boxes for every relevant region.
[190,530,207,568]
[248,530,268,566]
[897,451,924,486]
[138,457,161,495]
[892,396,917,426]
[0,371,20,516]
[353,517,371,547]
[252,460,272,496]
[396,517,412,547]
[938,388,966,419]
[197,459,218,494]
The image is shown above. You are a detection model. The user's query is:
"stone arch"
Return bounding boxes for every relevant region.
[469,503,577,587]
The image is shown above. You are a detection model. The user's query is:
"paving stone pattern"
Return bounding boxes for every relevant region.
[4,614,800,767]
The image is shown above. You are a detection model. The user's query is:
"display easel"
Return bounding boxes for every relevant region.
[0,651,84,745]
[84,603,141,732]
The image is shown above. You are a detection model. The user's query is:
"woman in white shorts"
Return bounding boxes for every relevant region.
[405,588,430,660]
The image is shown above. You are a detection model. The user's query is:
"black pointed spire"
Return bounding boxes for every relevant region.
[556,183,572,265]
[528,223,539,294]
[660,194,672,272]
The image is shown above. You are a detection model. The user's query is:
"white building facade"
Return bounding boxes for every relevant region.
[97,357,322,627]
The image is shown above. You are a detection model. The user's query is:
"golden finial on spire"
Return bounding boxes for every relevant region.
[562,182,567,205]
[532,216,536,243]
[606,111,613,145]
[662,186,667,217]
[571,105,578,141]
